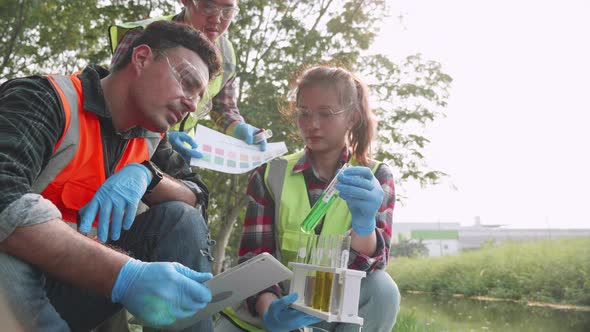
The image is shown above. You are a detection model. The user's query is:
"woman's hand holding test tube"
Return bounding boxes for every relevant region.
[335,166,384,236]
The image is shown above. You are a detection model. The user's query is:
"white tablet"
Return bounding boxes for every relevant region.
[137,252,292,330]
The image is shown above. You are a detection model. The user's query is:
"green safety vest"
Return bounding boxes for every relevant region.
[108,14,237,135]
[264,152,381,265]
[220,152,381,331]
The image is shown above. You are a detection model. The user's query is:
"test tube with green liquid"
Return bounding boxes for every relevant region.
[300,163,350,233]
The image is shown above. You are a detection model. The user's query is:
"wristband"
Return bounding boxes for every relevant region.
[141,161,163,194]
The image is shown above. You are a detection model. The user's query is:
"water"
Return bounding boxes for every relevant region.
[396,292,590,332]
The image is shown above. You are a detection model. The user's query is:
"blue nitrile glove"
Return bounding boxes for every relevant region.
[111,259,212,327]
[262,293,322,332]
[233,122,267,151]
[168,131,203,162]
[335,166,384,236]
[78,163,151,243]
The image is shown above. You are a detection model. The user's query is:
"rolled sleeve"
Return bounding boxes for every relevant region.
[348,229,388,272]
[347,163,395,272]
[0,76,65,242]
[209,76,244,134]
[0,194,62,242]
[238,165,276,260]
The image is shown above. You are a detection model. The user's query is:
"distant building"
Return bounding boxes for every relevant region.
[393,222,461,257]
[392,219,590,257]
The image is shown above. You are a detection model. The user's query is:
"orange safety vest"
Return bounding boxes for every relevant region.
[32,74,163,225]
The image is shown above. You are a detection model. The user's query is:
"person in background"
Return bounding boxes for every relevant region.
[0,21,221,332]
[110,0,266,163]
[216,66,401,332]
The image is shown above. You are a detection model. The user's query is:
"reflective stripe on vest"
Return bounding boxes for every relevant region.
[109,15,237,135]
[32,74,162,225]
[264,152,381,265]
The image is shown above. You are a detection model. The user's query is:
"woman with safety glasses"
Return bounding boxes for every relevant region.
[215,66,401,332]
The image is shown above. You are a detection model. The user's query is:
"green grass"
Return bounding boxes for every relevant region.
[387,237,590,305]
[128,238,589,331]
[392,311,444,332]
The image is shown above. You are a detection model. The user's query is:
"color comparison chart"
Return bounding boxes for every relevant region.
[190,125,288,174]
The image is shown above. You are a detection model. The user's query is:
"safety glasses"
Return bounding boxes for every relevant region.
[294,106,348,123]
[192,0,239,21]
[163,55,212,119]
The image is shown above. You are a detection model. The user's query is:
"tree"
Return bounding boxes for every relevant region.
[0,0,174,80]
[1,0,452,273]
[390,236,429,258]
[209,0,452,272]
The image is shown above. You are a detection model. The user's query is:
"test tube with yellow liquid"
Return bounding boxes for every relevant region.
[320,235,336,312]
[297,234,316,307]
[311,235,336,311]
[300,164,350,233]
[312,271,324,310]
[311,239,324,310]
[319,270,334,312]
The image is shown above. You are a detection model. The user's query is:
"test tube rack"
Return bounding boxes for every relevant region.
[288,262,366,326]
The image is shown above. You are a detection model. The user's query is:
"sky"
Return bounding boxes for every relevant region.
[372,0,590,229]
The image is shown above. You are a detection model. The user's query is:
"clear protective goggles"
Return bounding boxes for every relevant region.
[293,106,348,122]
[163,55,212,119]
[193,0,240,21]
